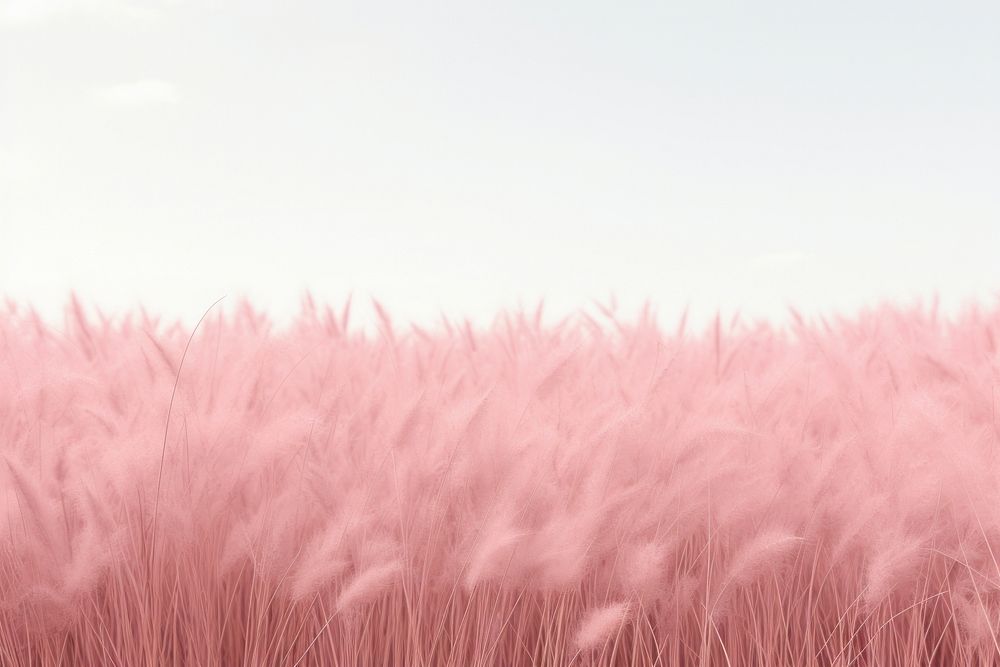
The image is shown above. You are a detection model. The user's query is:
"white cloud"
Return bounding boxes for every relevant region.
[95,79,180,107]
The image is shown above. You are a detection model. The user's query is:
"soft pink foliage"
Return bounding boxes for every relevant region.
[2,298,1000,664]
[335,560,401,613]
[572,601,629,652]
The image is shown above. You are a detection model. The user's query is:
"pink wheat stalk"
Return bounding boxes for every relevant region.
[572,601,630,653]
[2,298,1000,664]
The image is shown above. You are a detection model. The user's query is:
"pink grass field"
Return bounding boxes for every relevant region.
[3,297,1000,666]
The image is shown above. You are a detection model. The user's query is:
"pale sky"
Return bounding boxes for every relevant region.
[2,0,999,329]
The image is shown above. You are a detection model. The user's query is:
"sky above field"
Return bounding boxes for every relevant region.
[2,0,999,329]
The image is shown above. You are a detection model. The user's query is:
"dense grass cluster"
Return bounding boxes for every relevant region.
[3,297,1000,665]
